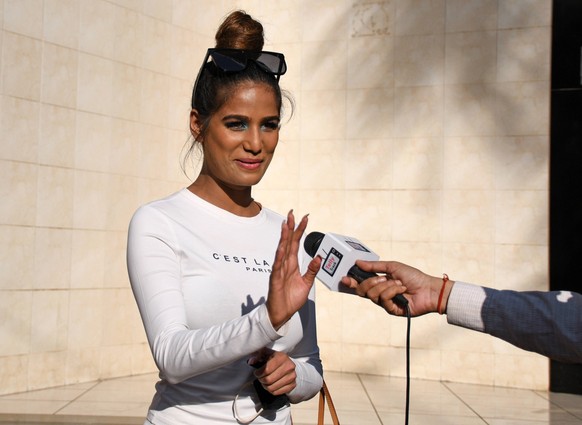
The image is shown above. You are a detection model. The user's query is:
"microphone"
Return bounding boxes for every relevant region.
[304,231,408,306]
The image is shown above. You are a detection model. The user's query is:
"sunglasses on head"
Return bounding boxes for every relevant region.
[192,48,287,106]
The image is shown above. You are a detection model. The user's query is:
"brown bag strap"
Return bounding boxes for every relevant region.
[318,380,340,425]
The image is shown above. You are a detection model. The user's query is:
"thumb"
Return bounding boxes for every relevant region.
[304,256,322,284]
[355,259,374,271]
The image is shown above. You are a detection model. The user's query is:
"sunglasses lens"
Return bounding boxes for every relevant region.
[256,52,287,75]
[210,49,286,76]
[210,51,247,72]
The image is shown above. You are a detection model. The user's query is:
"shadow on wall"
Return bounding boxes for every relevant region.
[305,0,550,387]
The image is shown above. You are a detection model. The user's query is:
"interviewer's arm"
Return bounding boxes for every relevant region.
[342,260,582,364]
[449,283,582,364]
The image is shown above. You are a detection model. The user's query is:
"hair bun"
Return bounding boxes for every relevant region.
[215,10,264,51]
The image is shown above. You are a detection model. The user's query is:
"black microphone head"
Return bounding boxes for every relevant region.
[304,231,324,257]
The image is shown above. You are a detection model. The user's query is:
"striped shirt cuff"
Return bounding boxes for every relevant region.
[446,282,487,332]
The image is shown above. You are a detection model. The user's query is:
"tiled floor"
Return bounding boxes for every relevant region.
[0,371,581,425]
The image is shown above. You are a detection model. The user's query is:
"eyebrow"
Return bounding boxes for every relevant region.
[222,114,281,123]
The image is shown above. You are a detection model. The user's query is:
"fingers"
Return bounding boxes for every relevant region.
[355,276,392,300]
[279,210,306,265]
[340,275,358,289]
[290,212,308,260]
[276,211,307,279]
[254,351,297,396]
[288,212,307,264]
[284,210,296,256]
[261,370,296,396]
[341,273,393,295]
[271,210,302,272]
[345,274,408,313]
[377,285,408,312]
[272,215,291,274]
[355,260,397,274]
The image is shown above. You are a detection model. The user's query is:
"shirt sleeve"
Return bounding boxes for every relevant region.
[447,281,582,363]
[286,286,323,403]
[446,282,487,331]
[127,205,283,384]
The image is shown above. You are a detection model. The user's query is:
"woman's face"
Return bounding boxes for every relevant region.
[192,82,280,192]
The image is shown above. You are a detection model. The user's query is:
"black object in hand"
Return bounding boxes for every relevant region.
[252,379,289,410]
[250,359,289,410]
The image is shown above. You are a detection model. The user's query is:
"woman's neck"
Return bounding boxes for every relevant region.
[187,176,261,217]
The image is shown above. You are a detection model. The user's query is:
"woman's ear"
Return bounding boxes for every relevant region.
[190,109,202,142]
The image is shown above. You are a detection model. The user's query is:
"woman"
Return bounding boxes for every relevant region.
[127,10,323,425]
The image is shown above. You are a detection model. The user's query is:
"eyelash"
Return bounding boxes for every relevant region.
[225,120,280,131]
[225,121,246,130]
[263,121,280,130]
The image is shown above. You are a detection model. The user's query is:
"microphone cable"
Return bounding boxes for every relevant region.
[403,302,411,425]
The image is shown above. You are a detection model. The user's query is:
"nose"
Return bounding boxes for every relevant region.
[243,126,262,155]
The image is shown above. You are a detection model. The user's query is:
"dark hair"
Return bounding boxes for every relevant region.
[183,11,291,174]
[191,11,285,133]
[215,10,264,51]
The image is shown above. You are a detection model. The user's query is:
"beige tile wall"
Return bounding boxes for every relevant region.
[0,0,551,394]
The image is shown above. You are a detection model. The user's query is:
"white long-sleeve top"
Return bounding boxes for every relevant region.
[127,189,323,425]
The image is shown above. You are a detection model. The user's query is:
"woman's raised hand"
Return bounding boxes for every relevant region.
[266,211,321,330]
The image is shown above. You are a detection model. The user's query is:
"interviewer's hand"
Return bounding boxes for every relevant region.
[341,260,453,317]
[267,210,321,330]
